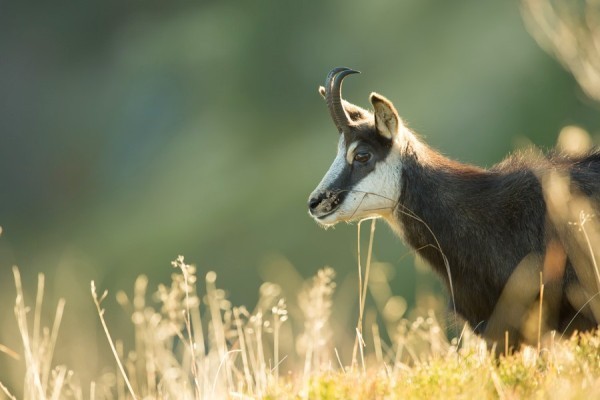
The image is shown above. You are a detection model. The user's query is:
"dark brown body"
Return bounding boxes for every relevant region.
[400,141,600,343]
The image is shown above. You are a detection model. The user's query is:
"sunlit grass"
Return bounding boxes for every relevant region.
[3,248,600,399]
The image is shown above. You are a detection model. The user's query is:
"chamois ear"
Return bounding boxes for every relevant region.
[370,93,400,140]
[318,86,326,99]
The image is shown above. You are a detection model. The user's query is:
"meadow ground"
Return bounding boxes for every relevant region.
[3,227,600,399]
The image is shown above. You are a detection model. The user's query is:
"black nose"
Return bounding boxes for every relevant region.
[308,195,323,212]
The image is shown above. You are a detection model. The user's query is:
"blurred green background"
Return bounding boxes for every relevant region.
[1,0,599,387]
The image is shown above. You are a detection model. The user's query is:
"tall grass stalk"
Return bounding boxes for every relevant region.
[578,211,600,291]
[352,218,377,371]
[171,256,202,398]
[538,272,545,354]
[11,267,70,400]
[91,281,138,400]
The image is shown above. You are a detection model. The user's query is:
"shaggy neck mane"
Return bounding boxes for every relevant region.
[396,136,547,329]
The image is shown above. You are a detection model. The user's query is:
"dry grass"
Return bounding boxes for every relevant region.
[3,241,600,399]
[522,0,600,102]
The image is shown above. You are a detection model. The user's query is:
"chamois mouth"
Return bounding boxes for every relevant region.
[314,207,339,220]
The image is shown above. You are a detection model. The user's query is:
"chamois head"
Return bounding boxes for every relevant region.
[308,67,406,226]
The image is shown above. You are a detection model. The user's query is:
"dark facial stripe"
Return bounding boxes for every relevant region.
[326,128,394,200]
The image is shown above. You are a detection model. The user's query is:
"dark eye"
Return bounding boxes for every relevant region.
[354,152,371,163]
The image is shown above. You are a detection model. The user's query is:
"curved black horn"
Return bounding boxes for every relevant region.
[325,67,360,135]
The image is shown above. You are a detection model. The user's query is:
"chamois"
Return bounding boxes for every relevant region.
[308,67,600,345]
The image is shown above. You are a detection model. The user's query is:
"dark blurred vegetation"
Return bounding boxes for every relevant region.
[1,0,599,385]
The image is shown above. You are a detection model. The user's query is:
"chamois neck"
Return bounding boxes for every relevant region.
[384,135,484,238]
[393,137,491,265]
[402,134,483,176]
